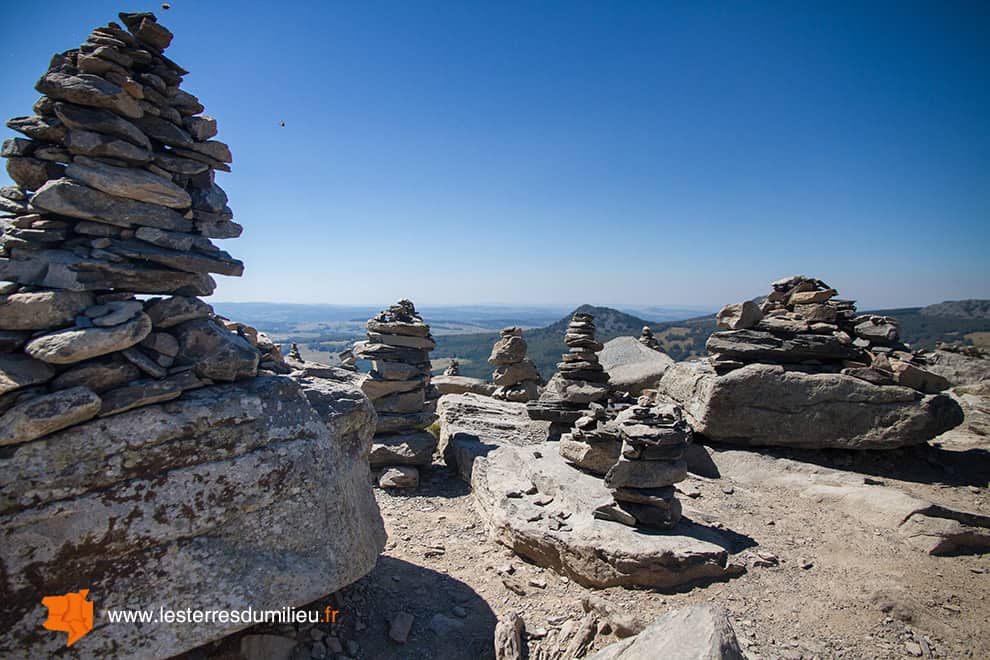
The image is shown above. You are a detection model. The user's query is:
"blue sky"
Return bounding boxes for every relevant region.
[2,1,987,309]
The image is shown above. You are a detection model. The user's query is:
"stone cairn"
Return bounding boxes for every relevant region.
[444,358,460,376]
[639,325,659,350]
[489,326,542,402]
[0,13,279,445]
[711,275,950,393]
[558,401,623,475]
[594,400,691,530]
[337,347,357,371]
[355,299,440,488]
[527,312,610,436]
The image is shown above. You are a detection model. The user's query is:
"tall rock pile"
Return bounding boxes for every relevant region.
[355,299,440,487]
[595,400,690,530]
[489,326,541,401]
[657,275,963,449]
[710,275,949,393]
[0,13,386,658]
[0,11,254,444]
[528,312,610,436]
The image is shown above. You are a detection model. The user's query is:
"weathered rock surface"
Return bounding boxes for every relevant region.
[598,336,674,394]
[173,317,259,381]
[657,361,963,449]
[369,431,437,467]
[0,374,386,658]
[438,393,551,481]
[588,605,743,660]
[471,441,747,588]
[0,385,101,445]
[432,374,496,397]
[0,289,93,331]
[24,312,152,364]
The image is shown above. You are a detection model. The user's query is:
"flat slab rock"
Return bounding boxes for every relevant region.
[598,336,674,394]
[658,361,964,449]
[437,392,551,481]
[589,604,743,660]
[432,374,496,397]
[471,441,747,589]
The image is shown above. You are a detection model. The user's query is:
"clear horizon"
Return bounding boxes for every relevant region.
[2,1,988,309]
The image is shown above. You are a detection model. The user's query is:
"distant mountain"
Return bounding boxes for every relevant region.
[920,299,990,320]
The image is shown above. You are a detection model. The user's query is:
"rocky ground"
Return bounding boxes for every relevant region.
[185,391,990,660]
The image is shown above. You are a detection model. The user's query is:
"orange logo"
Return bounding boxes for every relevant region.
[41,589,94,646]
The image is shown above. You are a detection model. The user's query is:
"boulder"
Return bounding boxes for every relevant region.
[172,317,259,382]
[368,431,437,467]
[598,336,674,394]
[715,301,763,330]
[0,374,386,658]
[24,313,152,364]
[437,393,551,481]
[657,361,963,449]
[588,605,743,660]
[924,349,989,386]
[471,441,746,589]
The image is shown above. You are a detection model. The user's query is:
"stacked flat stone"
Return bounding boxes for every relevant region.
[558,401,621,475]
[355,299,440,488]
[594,400,691,530]
[489,326,541,402]
[709,275,949,393]
[444,358,460,376]
[0,13,266,446]
[639,325,659,350]
[338,347,357,371]
[527,312,610,435]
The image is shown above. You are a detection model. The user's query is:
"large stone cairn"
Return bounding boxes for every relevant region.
[527,312,610,434]
[355,299,440,488]
[593,399,691,530]
[0,12,273,445]
[711,275,949,393]
[489,326,541,402]
[639,325,660,350]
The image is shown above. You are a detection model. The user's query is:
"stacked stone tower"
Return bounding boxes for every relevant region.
[489,326,541,402]
[0,12,269,443]
[355,299,440,487]
[639,325,659,350]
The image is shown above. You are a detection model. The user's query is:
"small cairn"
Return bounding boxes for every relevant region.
[489,326,541,402]
[558,402,621,475]
[710,275,950,393]
[527,312,609,436]
[337,347,357,371]
[594,399,691,530]
[444,358,460,376]
[0,12,273,445]
[639,326,660,350]
[355,299,439,488]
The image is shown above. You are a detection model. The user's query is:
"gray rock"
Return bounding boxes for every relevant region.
[144,295,213,328]
[366,331,436,350]
[706,329,860,363]
[598,336,674,395]
[0,290,93,331]
[0,353,55,395]
[99,373,193,416]
[489,335,527,365]
[89,299,143,327]
[0,385,101,445]
[716,301,763,330]
[375,410,438,434]
[6,115,66,142]
[0,375,385,658]
[35,71,142,118]
[31,178,193,232]
[378,465,419,488]
[133,113,194,147]
[24,313,152,364]
[559,435,620,475]
[541,372,609,404]
[437,393,551,481]
[49,355,141,392]
[658,361,964,449]
[494,612,525,660]
[134,226,194,251]
[5,156,64,191]
[54,101,151,149]
[389,612,415,643]
[588,605,743,660]
[182,115,217,141]
[104,239,243,277]
[431,375,496,397]
[173,318,258,382]
[604,457,688,489]
[65,156,191,208]
[368,430,437,467]
[65,129,153,164]
[924,349,989,386]
[240,635,298,660]
[472,441,746,588]
[492,359,541,386]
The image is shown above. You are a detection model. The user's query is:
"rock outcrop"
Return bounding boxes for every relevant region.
[355,299,439,487]
[489,327,542,402]
[598,335,674,395]
[659,361,963,449]
[0,14,385,657]
[588,605,744,660]
[657,276,964,449]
